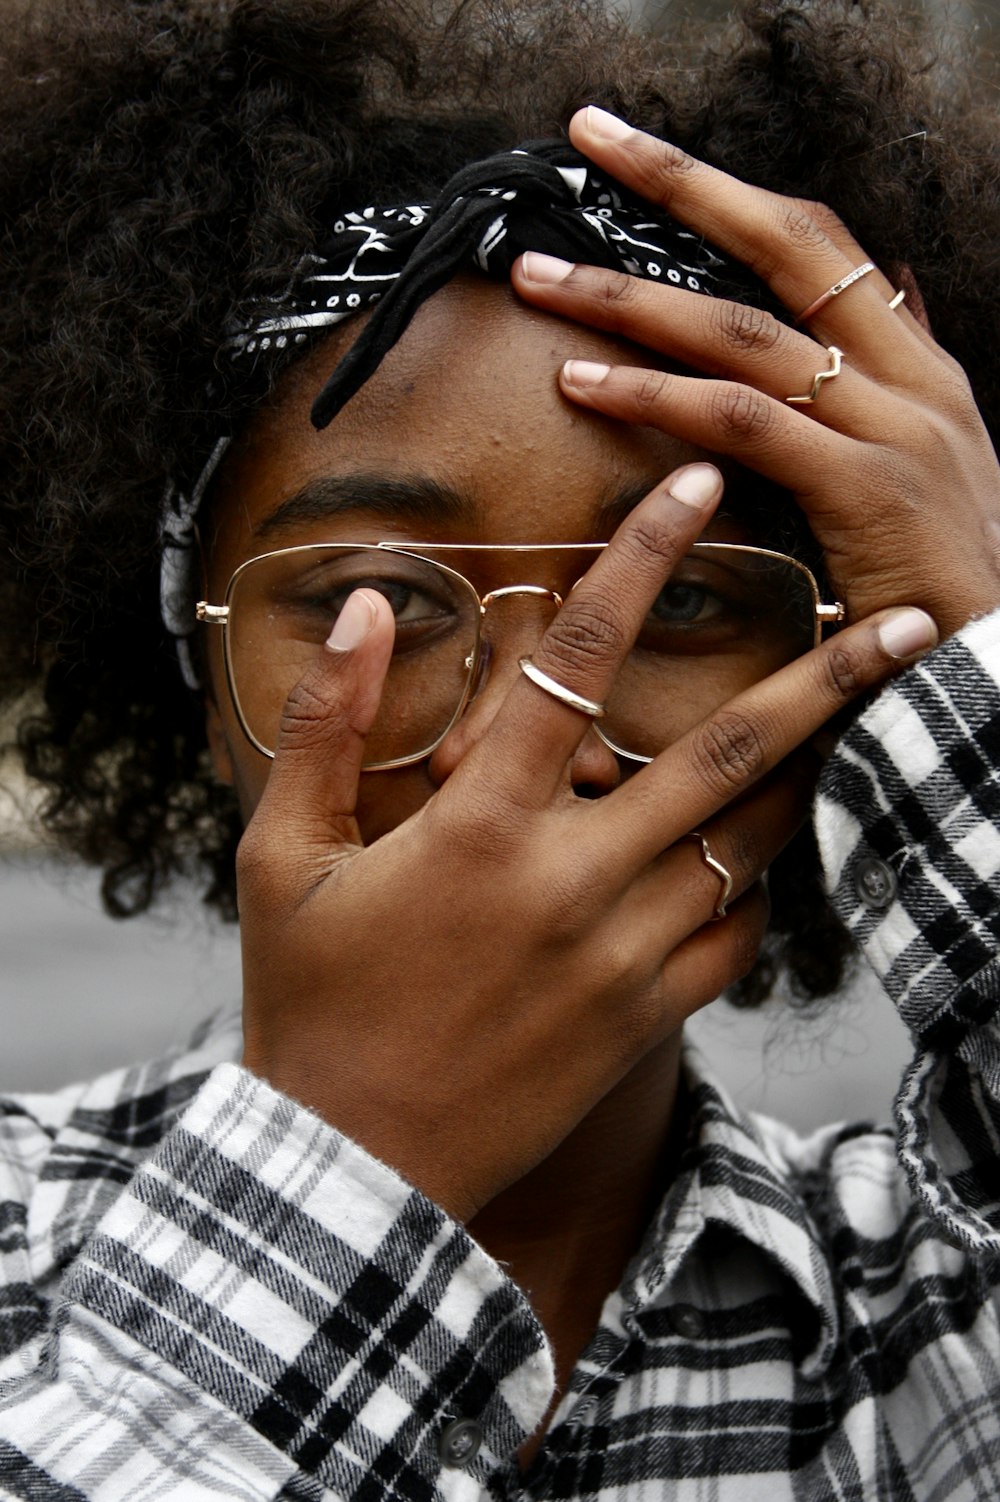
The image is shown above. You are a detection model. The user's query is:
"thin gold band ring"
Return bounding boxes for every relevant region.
[518,657,606,718]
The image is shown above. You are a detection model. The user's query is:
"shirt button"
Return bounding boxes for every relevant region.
[854,857,898,910]
[439,1418,484,1468]
[668,1303,705,1339]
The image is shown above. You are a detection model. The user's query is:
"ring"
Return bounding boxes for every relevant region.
[888,288,907,311]
[686,832,733,921]
[786,345,843,406]
[794,261,876,324]
[518,657,606,718]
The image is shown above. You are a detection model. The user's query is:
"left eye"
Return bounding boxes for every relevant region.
[648,582,722,625]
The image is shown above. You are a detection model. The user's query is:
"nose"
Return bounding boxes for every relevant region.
[426,597,622,796]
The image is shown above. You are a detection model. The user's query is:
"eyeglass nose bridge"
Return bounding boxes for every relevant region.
[479,583,566,611]
[465,583,567,682]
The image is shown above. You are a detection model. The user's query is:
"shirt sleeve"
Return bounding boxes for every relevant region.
[814,608,1000,1253]
[0,1063,552,1501]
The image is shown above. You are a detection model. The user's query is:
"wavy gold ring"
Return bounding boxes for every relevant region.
[786,345,843,407]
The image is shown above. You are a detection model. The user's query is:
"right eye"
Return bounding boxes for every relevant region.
[270,558,465,652]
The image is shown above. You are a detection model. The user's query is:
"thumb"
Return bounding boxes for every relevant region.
[253,587,396,853]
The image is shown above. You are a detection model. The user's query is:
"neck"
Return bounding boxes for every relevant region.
[468,1031,686,1441]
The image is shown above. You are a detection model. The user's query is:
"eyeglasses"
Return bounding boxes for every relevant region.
[197,541,843,769]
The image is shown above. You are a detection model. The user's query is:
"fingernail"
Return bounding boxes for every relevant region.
[326,589,378,652]
[584,106,634,143]
[877,607,938,659]
[562,359,611,387]
[521,251,575,284]
[668,463,722,511]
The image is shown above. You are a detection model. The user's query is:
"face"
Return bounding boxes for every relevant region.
[202,275,792,838]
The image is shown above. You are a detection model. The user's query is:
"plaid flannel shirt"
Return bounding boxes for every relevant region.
[1,614,999,1501]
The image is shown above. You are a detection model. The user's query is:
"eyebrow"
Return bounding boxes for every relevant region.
[255,474,473,539]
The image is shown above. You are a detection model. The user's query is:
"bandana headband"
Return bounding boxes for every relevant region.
[161,140,770,687]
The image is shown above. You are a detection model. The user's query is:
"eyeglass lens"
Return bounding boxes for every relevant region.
[225,544,819,766]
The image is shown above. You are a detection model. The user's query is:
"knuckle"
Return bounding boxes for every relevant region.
[643,137,697,196]
[691,710,767,793]
[541,597,625,678]
[593,272,640,318]
[801,199,848,242]
[710,383,776,446]
[718,302,782,358]
[235,821,275,900]
[778,203,830,255]
[279,675,348,749]
[632,367,670,411]
[621,510,684,573]
[821,642,866,700]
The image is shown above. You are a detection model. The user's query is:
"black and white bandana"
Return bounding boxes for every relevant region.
[161,140,771,686]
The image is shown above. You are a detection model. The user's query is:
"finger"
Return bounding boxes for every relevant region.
[513,256,903,436]
[559,359,860,519]
[623,752,816,936]
[566,107,934,367]
[592,603,939,874]
[655,883,771,1026]
[484,463,724,806]
[249,588,396,854]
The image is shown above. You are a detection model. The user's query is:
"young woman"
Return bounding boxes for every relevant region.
[1,1,999,1497]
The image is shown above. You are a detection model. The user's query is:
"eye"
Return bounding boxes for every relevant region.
[633,559,759,656]
[648,580,724,626]
[322,577,447,627]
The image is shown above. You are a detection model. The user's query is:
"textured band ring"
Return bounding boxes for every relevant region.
[686,832,733,921]
[786,345,843,406]
[794,261,876,324]
[518,657,606,718]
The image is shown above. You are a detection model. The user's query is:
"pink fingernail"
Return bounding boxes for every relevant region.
[326,590,378,653]
[521,252,575,284]
[669,463,722,511]
[877,607,938,659]
[585,106,634,142]
[562,359,611,387]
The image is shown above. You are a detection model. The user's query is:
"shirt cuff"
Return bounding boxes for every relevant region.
[815,609,1000,1249]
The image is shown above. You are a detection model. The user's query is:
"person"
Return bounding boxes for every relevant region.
[1,0,999,1496]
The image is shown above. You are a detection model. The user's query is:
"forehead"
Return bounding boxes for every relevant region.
[207,274,701,565]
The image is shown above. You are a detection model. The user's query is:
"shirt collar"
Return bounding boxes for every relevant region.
[625,1041,840,1379]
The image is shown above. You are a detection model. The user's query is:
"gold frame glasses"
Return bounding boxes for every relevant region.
[198,540,844,769]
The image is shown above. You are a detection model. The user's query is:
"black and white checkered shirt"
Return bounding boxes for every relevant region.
[2,615,999,1501]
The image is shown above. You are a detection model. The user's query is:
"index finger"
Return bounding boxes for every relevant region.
[484,462,723,806]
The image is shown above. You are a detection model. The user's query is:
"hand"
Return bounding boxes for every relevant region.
[510,107,1000,640]
[238,470,936,1224]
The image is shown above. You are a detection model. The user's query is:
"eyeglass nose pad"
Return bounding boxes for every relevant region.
[468,638,492,702]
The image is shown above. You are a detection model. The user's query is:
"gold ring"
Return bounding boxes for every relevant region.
[686,832,733,921]
[795,261,876,324]
[518,658,606,718]
[786,345,843,406]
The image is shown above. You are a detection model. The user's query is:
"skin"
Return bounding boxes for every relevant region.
[199,108,1000,1455]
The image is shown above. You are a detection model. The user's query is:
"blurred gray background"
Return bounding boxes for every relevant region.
[0,757,911,1127]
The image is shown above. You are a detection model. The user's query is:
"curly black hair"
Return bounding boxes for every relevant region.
[2,0,999,1005]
